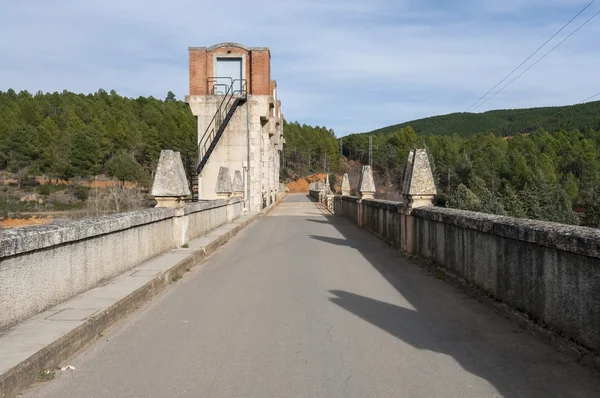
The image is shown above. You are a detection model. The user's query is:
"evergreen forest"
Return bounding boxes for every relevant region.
[0,88,196,185]
[363,101,600,138]
[2,87,600,227]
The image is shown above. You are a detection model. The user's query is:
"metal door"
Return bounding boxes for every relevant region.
[215,58,242,94]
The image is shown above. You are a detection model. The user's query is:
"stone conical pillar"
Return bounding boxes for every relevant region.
[151,150,191,247]
[400,148,437,254]
[402,149,436,210]
[341,173,350,196]
[324,175,332,194]
[232,170,244,197]
[151,150,191,208]
[216,167,233,198]
[358,165,376,199]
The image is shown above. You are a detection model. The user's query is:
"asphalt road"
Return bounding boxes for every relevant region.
[25,194,600,397]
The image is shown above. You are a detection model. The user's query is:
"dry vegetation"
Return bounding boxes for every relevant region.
[0,174,151,229]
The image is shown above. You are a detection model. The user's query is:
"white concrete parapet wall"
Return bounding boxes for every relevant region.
[0,198,243,333]
[309,181,338,213]
[333,195,600,359]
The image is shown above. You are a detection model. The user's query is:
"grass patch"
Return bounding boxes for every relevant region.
[171,274,183,282]
[38,370,55,382]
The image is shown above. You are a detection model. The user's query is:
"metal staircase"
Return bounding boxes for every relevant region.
[196,78,247,177]
[190,169,199,202]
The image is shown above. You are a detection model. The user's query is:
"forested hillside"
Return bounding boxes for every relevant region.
[343,127,600,226]
[281,120,339,180]
[0,89,197,184]
[363,101,600,138]
[0,89,341,185]
[3,87,600,227]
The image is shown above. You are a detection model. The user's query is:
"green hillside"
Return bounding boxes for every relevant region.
[362,101,600,137]
[0,88,197,182]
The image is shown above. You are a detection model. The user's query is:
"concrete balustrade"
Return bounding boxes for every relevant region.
[333,148,600,359]
[360,199,403,245]
[0,150,246,334]
[412,206,600,355]
[309,179,337,212]
[340,196,360,224]
[0,198,243,333]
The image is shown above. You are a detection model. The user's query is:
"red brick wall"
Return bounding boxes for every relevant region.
[251,50,271,95]
[189,45,272,96]
[189,49,207,95]
[206,47,250,90]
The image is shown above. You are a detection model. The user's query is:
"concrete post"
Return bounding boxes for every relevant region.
[400,149,437,253]
[151,150,191,247]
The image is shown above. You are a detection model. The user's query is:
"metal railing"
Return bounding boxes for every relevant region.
[207,77,247,96]
[197,78,247,172]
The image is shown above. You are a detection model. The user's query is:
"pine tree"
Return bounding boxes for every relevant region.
[106,151,150,188]
[585,188,600,227]
[446,184,481,212]
[500,185,526,218]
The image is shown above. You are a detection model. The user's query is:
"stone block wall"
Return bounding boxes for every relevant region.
[227,197,243,221]
[340,196,360,224]
[0,199,242,333]
[185,200,230,240]
[334,197,600,356]
[308,188,336,212]
[412,206,600,355]
[361,199,403,246]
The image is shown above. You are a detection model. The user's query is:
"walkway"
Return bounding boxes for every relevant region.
[25,195,600,397]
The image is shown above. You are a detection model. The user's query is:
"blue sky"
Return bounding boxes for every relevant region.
[1,0,599,136]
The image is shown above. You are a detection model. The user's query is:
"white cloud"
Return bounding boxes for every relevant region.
[0,0,598,135]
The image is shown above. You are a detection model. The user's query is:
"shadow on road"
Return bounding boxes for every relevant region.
[307,196,600,398]
[309,235,353,247]
[305,219,333,225]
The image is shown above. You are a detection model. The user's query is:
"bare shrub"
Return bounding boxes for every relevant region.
[72,179,147,219]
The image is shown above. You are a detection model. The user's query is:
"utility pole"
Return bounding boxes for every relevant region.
[368,135,373,167]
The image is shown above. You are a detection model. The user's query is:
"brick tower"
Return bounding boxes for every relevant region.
[186,43,284,211]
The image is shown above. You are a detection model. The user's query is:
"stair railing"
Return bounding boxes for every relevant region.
[197,78,247,171]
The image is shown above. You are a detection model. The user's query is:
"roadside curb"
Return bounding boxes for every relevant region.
[0,195,286,398]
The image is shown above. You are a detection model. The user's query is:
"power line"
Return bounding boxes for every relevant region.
[466,0,597,112]
[579,91,600,104]
[473,8,600,111]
